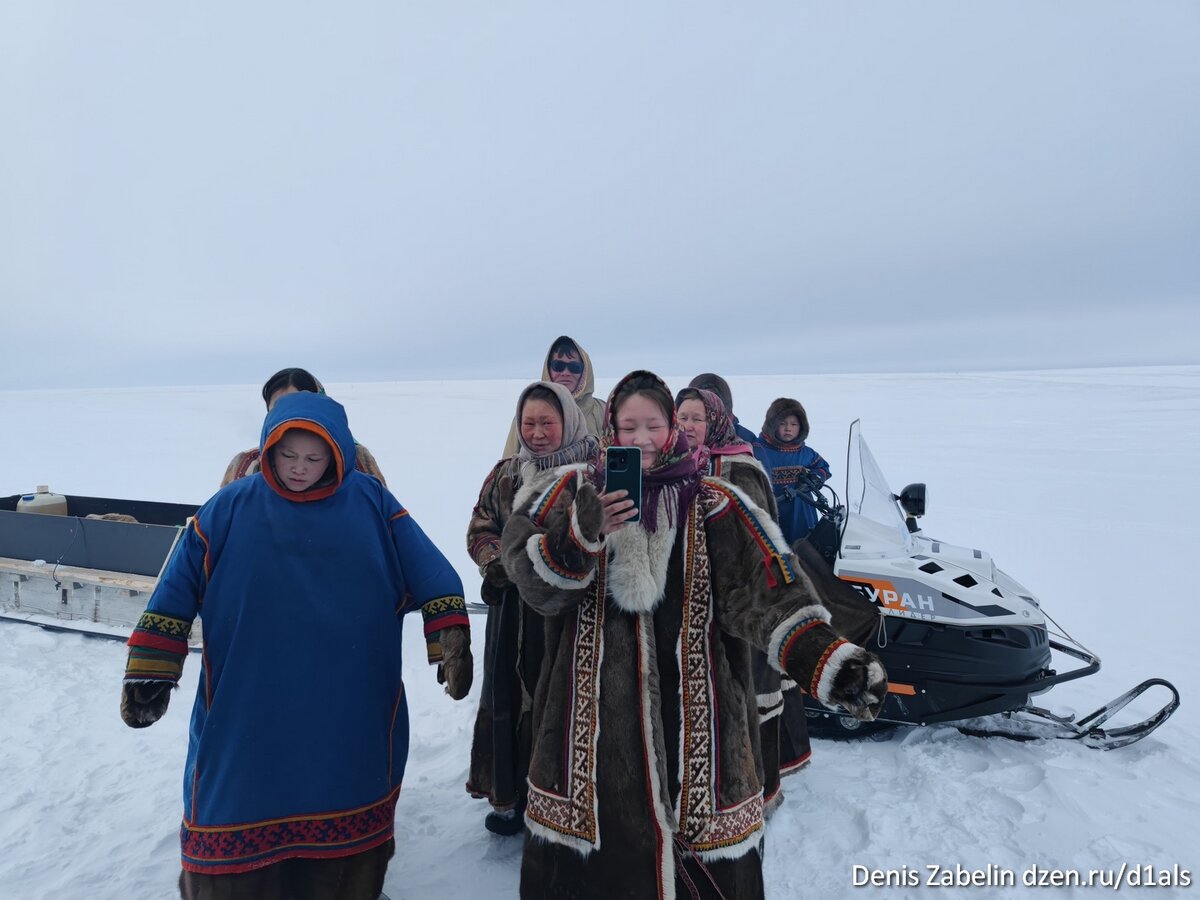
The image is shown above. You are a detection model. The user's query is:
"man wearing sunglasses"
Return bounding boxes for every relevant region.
[502,335,605,457]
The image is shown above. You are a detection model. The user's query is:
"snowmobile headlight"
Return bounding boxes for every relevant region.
[897,483,926,518]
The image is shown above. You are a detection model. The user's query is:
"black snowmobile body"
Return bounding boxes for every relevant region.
[797,422,1178,750]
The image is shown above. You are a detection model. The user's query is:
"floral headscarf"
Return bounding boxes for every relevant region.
[594,371,702,533]
[692,389,754,456]
[508,381,599,486]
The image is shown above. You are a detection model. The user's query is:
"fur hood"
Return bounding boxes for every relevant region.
[761,397,810,443]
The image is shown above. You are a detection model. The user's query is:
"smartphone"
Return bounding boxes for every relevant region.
[604,446,642,524]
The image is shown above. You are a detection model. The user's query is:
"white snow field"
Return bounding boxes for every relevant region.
[2,367,1198,899]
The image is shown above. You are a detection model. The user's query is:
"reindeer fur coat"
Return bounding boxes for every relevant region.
[501,463,863,900]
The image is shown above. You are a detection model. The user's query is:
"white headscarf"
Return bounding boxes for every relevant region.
[509,381,598,486]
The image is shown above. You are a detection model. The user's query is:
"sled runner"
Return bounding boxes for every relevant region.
[797,422,1180,751]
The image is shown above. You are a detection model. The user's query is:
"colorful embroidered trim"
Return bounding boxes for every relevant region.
[190,519,212,581]
[124,647,186,682]
[389,508,409,521]
[420,595,468,632]
[180,786,400,875]
[527,533,595,590]
[771,465,807,486]
[126,611,192,682]
[679,499,765,856]
[420,595,469,663]
[525,557,605,851]
[130,611,192,642]
[779,748,813,776]
[568,504,603,556]
[531,473,573,526]
[810,639,850,698]
[233,447,261,481]
[425,637,443,664]
[777,616,826,672]
[766,606,830,675]
[701,479,795,588]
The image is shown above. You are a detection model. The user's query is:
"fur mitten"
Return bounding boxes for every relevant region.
[483,560,509,588]
[480,561,510,606]
[825,648,887,721]
[572,481,605,545]
[120,681,172,728]
[438,625,474,700]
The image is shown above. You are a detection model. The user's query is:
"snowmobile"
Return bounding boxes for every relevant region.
[795,421,1179,751]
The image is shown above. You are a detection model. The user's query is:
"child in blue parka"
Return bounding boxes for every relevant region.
[120,391,473,898]
[753,397,831,544]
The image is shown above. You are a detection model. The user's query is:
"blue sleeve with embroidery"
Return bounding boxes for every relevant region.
[123,518,208,685]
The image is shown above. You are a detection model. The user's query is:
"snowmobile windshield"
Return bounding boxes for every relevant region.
[842,421,913,557]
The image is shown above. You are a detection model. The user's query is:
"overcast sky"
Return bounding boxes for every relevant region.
[2,1,1197,390]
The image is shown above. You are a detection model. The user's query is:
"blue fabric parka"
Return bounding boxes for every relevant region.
[124,392,468,875]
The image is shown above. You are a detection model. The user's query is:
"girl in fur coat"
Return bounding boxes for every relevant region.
[501,371,886,900]
[465,381,598,835]
[121,392,473,900]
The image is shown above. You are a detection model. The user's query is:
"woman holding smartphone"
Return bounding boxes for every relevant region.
[500,370,887,900]
[465,381,598,836]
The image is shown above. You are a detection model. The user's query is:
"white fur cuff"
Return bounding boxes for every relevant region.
[525,533,595,591]
[814,641,862,707]
[569,502,604,555]
[766,604,831,673]
[524,817,600,858]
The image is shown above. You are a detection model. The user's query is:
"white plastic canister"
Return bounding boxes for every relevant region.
[16,485,68,516]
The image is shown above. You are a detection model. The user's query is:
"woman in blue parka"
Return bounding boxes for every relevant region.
[120,392,473,899]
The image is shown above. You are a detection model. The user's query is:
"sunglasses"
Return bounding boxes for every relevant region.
[549,359,584,375]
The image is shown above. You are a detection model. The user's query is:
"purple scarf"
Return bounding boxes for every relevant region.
[592,371,703,533]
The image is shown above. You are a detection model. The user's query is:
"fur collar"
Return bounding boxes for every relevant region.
[604,493,676,614]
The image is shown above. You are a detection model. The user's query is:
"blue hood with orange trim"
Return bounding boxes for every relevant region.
[258,392,357,501]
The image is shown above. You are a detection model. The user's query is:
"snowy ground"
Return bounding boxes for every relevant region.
[2,367,1198,899]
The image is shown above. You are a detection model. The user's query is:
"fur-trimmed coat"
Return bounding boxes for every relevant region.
[708,453,802,810]
[501,464,863,900]
[464,460,542,814]
[466,460,518,587]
